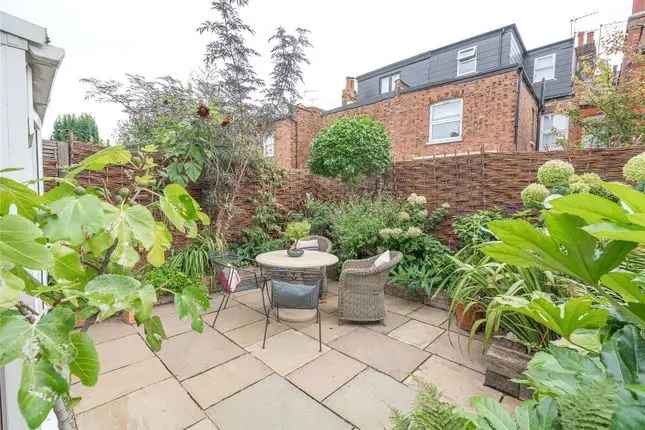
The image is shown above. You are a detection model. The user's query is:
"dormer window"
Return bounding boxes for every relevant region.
[533,54,556,82]
[379,73,400,94]
[457,46,477,76]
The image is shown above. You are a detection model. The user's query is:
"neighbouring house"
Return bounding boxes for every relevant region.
[268,1,643,169]
[0,11,64,430]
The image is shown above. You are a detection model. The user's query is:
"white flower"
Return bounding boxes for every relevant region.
[391,228,403,238]
[406,193,419,204]
[406,227,422,238]
[441,202,451,209]
[398,211,411,221]
[379,228,392,239]
[417,209,428,218]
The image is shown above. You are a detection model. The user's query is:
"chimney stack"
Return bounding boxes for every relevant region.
[341,77,357,106]
[633,0,644,14]
[586,31,594,46]
[577,31,585,48]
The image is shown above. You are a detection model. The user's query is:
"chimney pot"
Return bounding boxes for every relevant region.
[586,31,594,46]
[633,0,645,14]
[341,77,357,106]
[577,32,585,47]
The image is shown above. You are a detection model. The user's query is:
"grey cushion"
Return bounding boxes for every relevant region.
[271,279,320,310]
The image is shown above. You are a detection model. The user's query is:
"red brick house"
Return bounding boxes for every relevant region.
[267,1,644,169]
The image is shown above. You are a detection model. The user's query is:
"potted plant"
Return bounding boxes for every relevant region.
[284,221,311,257]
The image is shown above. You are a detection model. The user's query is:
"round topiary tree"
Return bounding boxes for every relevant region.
[308,115,392,185]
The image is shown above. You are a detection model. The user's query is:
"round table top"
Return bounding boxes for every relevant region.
[255,250,339,269]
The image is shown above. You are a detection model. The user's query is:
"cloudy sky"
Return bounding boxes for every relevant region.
[0,0,633,142]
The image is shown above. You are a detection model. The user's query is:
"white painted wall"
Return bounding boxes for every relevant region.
[0,13,63,430]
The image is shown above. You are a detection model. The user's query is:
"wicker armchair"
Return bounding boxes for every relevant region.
[337,251,402,323]
[296,235,333,295]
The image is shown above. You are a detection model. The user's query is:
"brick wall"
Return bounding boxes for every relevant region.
[273,69,530,168]
[516,78,538,151]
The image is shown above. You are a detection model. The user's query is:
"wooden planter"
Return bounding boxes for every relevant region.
[455,302,484,332]
[483,337,533,400]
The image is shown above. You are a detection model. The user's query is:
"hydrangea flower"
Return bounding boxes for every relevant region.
[391,228,403,238]
[521,183,550,208]
[441,202,451,209]
[379,228,392,239]
[406,227,422,238]
[417,209,428,218]
[624,152,645,183]
[537,160,575,188]
[569,181,591,194]
[406,193,427,206]
[398,211,411,221]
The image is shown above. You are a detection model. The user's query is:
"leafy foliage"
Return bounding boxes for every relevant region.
[169,233,224,278]
[285,221,311,242]
[143,264,205,295]
[308,116,392,185]
[51,113,100,144]
[452,210,505,248]
[0,146,210,429]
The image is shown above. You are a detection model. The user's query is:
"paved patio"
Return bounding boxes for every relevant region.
[73,281,517,429]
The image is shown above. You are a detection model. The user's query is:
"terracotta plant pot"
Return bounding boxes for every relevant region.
[455,302,484,332]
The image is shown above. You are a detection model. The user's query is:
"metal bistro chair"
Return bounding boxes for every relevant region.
[296,235,333,296]
[210,251,271,327]
[263,269,323,351]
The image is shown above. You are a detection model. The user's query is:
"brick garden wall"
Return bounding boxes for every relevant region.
[43,140,643,246]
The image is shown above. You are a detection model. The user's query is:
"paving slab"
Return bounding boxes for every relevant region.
[327,281,339,296]
[207,374,351,430]
[72,357,170,413]
[384,295,424,315]
[87,318,137,344]
[93,334,153,376]
[210,305,265,333]
[287,350,366,401]
[188,419,219,430]
[405,355,502,408]
[149,303,194,337]
[298,312,358,343]
[156,326,245,380]
[182,354,272,409]
[324,368,415,430]
[425,331,486,373]
[408,305,450,326]
[231,289,269,312]
[224,319,288,348]
[76,378,204,430]
[247,329,329,375]
[329,328,430,381]
[365,311,409,334]
[389,320,445,349]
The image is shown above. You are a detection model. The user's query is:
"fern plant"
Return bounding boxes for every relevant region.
[390,381,475,430]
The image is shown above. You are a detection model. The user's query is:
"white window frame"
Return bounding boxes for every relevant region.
[533,53,556,83]
[428,98,464,144]
[457,46,477,76]
[539,113,569,151]
[379,72,401,94]
[263,133,274,157]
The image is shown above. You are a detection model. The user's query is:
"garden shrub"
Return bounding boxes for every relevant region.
[452,209,506,247]
[308,115,392,185]
[331,197,400,262]
[52,113,100,143]
[232,227,287,260]
[299,194,338,236]
[624,151,645,190]
[143,264,205,294]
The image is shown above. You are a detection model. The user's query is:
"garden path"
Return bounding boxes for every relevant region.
[73,281,517,429]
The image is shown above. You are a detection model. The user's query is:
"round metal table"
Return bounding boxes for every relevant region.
[255,250,339,322]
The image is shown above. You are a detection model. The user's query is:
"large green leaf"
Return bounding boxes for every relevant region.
[147,222,171,267]
[66,145,131,178]
[0,310,31,366]
[35,307,76,365]
[0,268,25,308]
[69,331,99,386]
[604,182,645,213]
[484,214,635,286]
[470,396,518,430]
[0,215,53,269]
[0,176,41,220]
[601,272,645,303]
[550,193,630,224]
[143,315,166,352]
[514,398,560,430]
[18,358,68,429]
[51,243,86,282]
[602,325,645,387]
[175,286,209,333]
[492,294,608,341]
[43,195,105,245]
[85,274,148,319]
[159,184,209,237]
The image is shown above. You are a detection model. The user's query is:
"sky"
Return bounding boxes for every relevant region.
[0,0,634,142]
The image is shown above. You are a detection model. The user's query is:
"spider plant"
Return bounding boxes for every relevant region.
[169,232,225,278]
